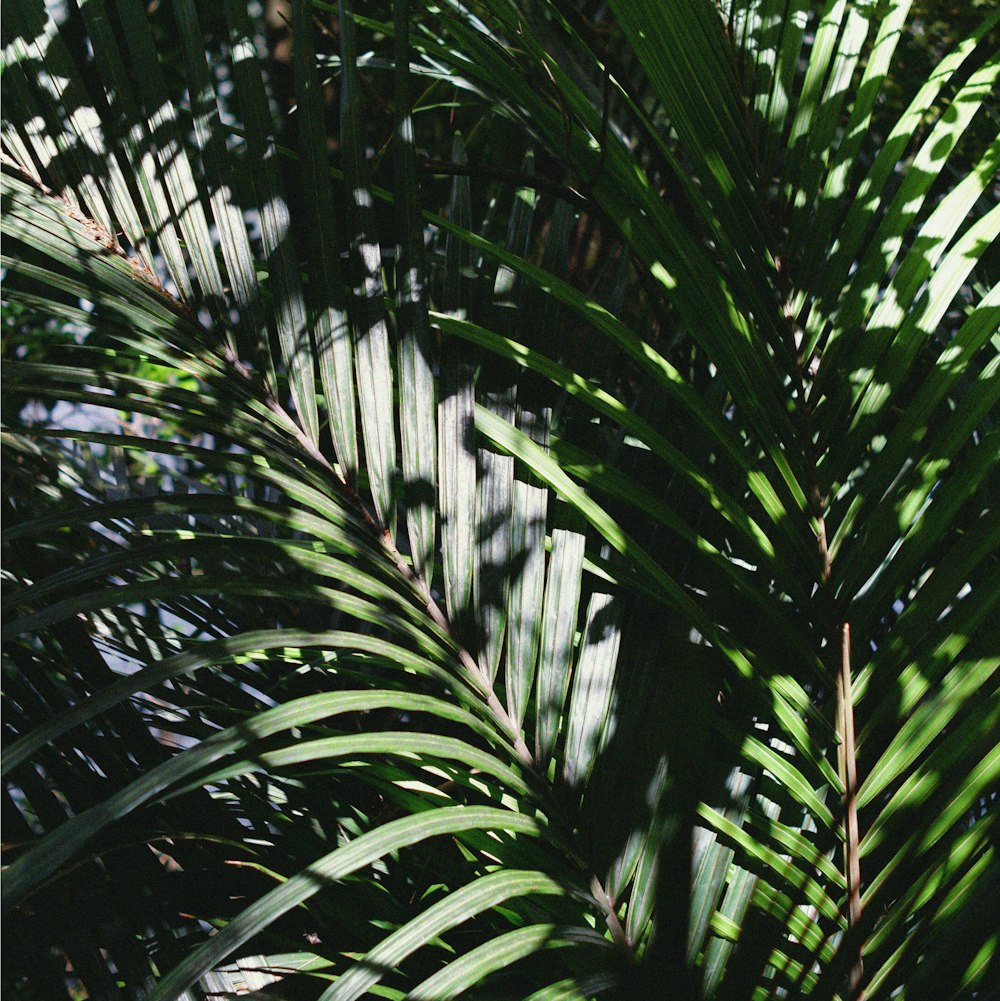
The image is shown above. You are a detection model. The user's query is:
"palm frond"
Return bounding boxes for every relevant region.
[3,1,997,998]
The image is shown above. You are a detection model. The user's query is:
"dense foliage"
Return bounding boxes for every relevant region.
[2,1,997,998]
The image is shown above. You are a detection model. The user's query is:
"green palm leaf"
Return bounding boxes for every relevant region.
[3,1,996,998]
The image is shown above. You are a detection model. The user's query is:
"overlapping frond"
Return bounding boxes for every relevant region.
[2,1,996,998]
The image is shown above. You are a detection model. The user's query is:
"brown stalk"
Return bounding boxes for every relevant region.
[837,623,864,1000]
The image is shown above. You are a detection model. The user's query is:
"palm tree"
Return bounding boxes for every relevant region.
[2,1,997,998]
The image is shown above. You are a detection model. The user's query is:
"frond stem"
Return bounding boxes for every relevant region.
[837,622,864,999]
[590,873,633,954]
